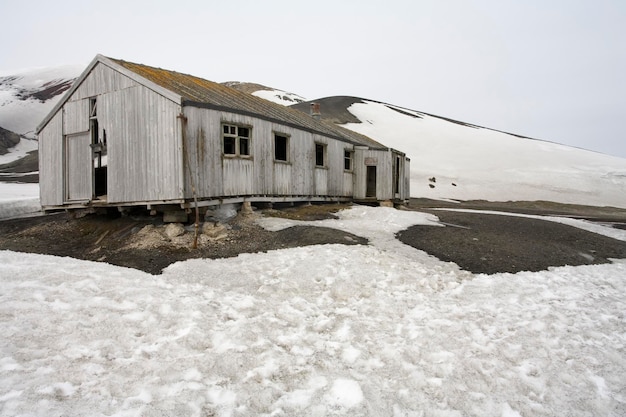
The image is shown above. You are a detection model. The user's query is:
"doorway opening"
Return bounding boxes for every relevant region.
[393,155,401,196]
[366,165,377,198]
[90,97,107,199]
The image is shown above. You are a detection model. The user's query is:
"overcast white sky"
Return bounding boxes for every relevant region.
[3,0,625,158]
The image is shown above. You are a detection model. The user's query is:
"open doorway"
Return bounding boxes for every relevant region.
[393,155,401,197]
[89,97,107,199]
[366,165,377,198]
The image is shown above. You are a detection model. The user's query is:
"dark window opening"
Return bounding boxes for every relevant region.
[89,98,98,146]
[89,97,97,118]
[394,156,401,194]
[90,118,99,146]
[344,150,353,171]
[275,134,288,161]
[239,137,250,156]
[223,136,236,154]
[315,143,325,167]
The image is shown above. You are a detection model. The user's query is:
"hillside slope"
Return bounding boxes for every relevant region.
[0,65,82,138]
[0,126,21,155]
[291,97,626,208]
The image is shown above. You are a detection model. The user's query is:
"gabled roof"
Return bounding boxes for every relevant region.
[38,55,388,150]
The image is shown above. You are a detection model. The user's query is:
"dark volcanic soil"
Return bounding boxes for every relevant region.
[398,209,626,274]
[1,200,625,275]
[0,204,366,275]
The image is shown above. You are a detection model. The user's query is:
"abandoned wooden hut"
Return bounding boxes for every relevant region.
[36,55,410,215]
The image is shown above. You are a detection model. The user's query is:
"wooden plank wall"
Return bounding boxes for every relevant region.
[71,63,136,100]
[182,107,357,200]
[63,99,89,135]
[39,112,63,207]
[101,84,183,203]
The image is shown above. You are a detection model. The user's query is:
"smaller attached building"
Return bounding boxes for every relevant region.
[36,55,410,213]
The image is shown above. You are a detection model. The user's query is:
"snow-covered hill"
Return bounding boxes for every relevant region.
[290,97,626,208]
[0,65,82,138]
[223,81,307,106]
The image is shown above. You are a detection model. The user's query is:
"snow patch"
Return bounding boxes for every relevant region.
[0,182,40,219]
[251,89,306,106]
[326,379,364,408]
[0,205,625,416]
[0,138,38,165]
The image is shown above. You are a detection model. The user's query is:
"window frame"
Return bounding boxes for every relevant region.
[222,123,252,158]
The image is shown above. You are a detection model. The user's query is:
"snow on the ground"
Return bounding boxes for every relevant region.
[0,139,42,219]
[340,101,626,208]
[0,182,40,219]
[1,206,625,416]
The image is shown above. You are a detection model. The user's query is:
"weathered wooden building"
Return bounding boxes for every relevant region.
[36,55,410,214]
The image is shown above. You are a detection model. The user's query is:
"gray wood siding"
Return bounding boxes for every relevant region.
[182,107,355,200]
[342,171,354,196]
[63,99,89,135]
[181,107,224,198]
[223,158,254,195]
[100,85,184,203]
[288,128,314,194]
[71,63,138,100]
[39,112,64,207]
[273,162,291,195]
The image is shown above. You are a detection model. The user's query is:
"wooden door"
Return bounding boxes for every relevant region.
[65,133,92,201]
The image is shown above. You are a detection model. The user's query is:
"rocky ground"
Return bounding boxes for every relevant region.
[0,200,625,275]
[0,203,366,275]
